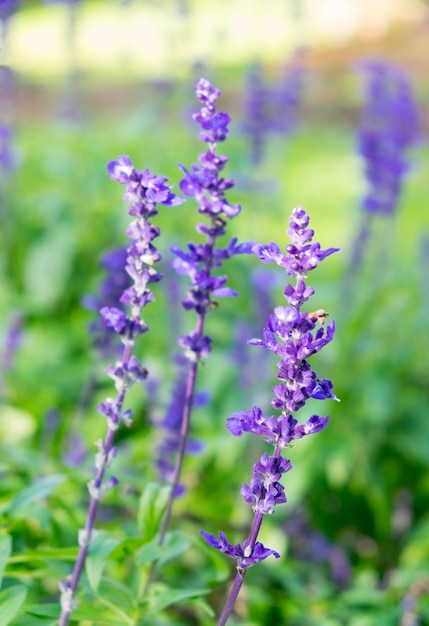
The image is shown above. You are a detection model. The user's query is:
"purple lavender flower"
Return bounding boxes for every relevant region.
[345,60,421,292]
[58,159,183,626]
[172,79,251,325]
[201,207,339,625]
[155,78,252,548]
[357,59,421,217]
[200,530,280,570]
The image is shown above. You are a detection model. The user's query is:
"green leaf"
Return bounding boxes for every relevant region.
[0,585,27,626]
[8,547,77,564]
[96,576,138,614]
[24,225,75,310]
[21,604,59,618]
[136,531,191,568]
[146,585,210,614]
[10,616,56,626]
[137,483,170,543]
[0,536,12,589]
[109,537,148,559]
[86,531,122,592]
[8,475,66,518]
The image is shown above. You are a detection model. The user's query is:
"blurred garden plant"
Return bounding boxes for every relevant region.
[348,59,421,278]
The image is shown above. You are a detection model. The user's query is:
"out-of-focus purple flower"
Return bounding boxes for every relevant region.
[202,206,339,587]
[0,311,23,397]
[82,248,131,358]
[63,434,87,468]
[0,127,15,172]
[0,0,20,22]
[241,63,274,166]
[0,312,23,375]
[154,357,206,495]
[272,48,307,136]
[356,59,421,216]
[283,509,351,587]
[231,268,281,391]
[241,52,306,166]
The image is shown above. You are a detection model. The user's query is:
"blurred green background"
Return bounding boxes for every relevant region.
[1,1,429,624]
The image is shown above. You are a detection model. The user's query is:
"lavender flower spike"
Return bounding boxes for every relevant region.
[156,78,252,549]
[202,207,339,626]
[58,158,183,626]
[347,60,421,285]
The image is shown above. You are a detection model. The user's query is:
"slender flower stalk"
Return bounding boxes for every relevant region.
[58,158,183,626]
[154,355,206,494]
[157,78,251,546]
[201,207,339,625]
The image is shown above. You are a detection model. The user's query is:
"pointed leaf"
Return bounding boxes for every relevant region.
[8,475,66,517]
[86,531,121,592]
[137,483,170,543]
[146,586,210,614]
[0,585,27,626]
[136,531,191,568]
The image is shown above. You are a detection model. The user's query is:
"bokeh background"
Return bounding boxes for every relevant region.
[1,1,429,624]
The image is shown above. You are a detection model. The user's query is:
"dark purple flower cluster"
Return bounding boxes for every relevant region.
[200,530,280,570]
[172,78,252,360]
[201,206,339,569]
[357,59,421,216]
